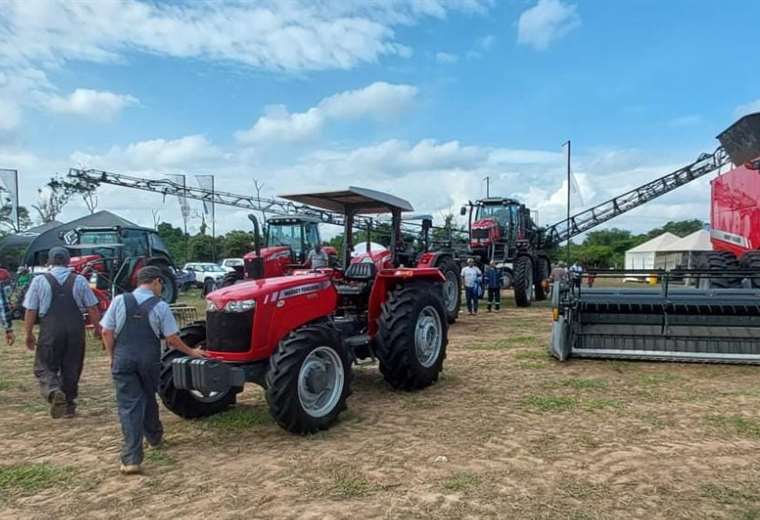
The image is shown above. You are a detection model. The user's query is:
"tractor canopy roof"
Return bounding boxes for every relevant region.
[717,111,760,166]
[267,214,323,224]
[477,197,521,205]
[280,186,414,215]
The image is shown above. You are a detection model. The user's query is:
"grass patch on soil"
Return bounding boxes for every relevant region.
[442,472,481,493]
[522,395,621,413]
[468,339,519,350]
[144,449,176,466]
[706,415,760,439]
[514,350,550,361]
[329,469,375,499]
[202,406,271,431]
[0,463,74,496]
[0,380,10,392]
[561,378,608,390]
[638,373,682,385]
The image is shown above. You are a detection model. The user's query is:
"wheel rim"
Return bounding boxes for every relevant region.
[415,306,443,368]
[298,346,344,418]
[443,270,458,314]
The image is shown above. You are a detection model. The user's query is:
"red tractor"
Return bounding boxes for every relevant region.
[159,187,449,434]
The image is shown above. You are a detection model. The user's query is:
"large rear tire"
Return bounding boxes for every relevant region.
[513,255,534,307]
[375,282,448,390]
[265,323,351,434]
[534,256,551,301]
[155,265,177,303]
[436,257,461,324]
[698,251,741,289]
[740,251,760,288]
[158,323,236,419]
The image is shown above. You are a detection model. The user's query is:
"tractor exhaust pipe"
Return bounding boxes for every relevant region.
[247,214,265,279]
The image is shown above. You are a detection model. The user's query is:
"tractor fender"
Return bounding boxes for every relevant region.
[367,268,445,337]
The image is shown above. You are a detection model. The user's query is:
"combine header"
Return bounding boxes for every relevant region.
[551,113,760,364]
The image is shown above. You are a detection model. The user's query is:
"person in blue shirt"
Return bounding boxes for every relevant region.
[101,265,206,476]
[23,247,101,419]
[484,260,504,312]
[460,258,482,315]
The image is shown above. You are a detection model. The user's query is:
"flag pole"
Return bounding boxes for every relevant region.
[565,140,571,264]
[14,170,19,231]
[211,175,216,262]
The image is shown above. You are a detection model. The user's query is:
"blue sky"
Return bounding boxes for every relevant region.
[1,0,759,235]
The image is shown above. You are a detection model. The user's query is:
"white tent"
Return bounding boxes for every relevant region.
[655,229,713,270]
[624,232,680,270]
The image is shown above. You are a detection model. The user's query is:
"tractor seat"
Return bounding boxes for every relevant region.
[335,262,376,297]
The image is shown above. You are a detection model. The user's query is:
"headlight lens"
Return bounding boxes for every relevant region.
[224,299,256,313]
[206,299,218,312]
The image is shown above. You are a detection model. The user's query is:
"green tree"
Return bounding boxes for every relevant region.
[0,205,32,233]
[646,219,704,239]
[157,222,187,265]
[188,234,216,262]
[223,230,255,257]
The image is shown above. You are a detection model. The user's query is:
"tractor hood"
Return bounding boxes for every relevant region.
[243,246,291,262]
[472,218,498,230]
[205,271,332,310]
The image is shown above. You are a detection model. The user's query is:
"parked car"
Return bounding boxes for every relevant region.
[219,258,244,273]
[183,262,227,288]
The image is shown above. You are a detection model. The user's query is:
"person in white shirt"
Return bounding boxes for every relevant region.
[460,258,482,315]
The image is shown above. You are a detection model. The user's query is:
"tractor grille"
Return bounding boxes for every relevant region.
[205,310,253,353]
[472,228,490,240]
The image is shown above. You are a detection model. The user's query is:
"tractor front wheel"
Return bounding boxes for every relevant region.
[436,257,461,324]
[158,324,237,419]
[513,256,534,307]
[376,282,448,390]
[265,323,351,434]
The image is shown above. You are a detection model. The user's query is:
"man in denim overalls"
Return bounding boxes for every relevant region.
[100,266,206,475]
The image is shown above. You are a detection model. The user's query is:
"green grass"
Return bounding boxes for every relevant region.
[522,395,621,413]
[202,406,271,430]
[0,380,10,392]
[638,373,682,385]
[706,415,760,439]
[518,361,548,369]
[442,472,481,493]
[330,470,375,498]
[561,378,608,390]
[468,339,518,351]
[0,463,74,495]
[701,483,760,506]
[514,350,550,361]
[144,449,176,466]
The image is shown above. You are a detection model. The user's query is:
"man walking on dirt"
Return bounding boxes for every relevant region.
[461,258,482,315]
[23,247,101,419]
[100,266,206,475]
[484,260,503,312]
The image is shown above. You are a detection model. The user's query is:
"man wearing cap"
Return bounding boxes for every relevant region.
[23,246,102,419]
[100,265,206,475]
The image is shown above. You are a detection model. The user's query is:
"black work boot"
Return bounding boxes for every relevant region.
[49,390,66,419]
[64,403,77,419]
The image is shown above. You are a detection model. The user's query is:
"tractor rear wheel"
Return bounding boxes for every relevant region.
[698,251,742,289]
[436,257,461,324]
[740,251,760,288]
[265,323,351,434]
[158,324,237,419]
[534,256,551,301]
[375,282,448,390]
[513,255,534,307]
[155,265,177,303]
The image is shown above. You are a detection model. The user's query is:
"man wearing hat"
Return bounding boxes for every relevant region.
[23,246,102,419]
[100,265,206,475]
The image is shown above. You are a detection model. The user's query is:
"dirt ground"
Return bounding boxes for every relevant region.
[2,289,760,519]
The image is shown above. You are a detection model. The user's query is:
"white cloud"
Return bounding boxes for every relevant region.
[236,82,418,144]
[44,88,138,120]
[0,1,490,73]
[517,0,580,51]
[71,135,222,169]
[435,52,459,64]
[0,98,21,131]
[735,99,760,118]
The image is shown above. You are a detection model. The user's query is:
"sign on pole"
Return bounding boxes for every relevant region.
[0,169,19,230]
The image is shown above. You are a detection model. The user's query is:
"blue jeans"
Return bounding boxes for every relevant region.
[465,286,479,313]
[112,357,164,465]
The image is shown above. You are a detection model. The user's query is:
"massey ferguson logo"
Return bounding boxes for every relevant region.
[266,280,331,304]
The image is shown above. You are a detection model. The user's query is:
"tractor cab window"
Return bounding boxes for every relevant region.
[121,229,149,257]
[303,223,319,251]
[269,223,302,253]
[477,204,509,225]
[149,233,170,257]
[79,231,119,245]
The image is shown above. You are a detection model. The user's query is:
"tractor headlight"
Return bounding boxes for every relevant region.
[224,299,256,313]
[206,299,218,312]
